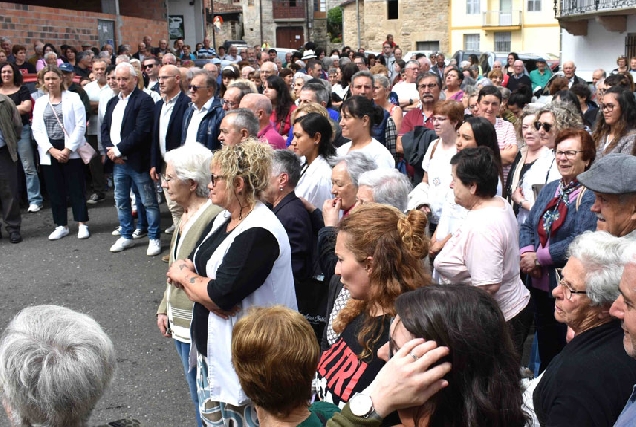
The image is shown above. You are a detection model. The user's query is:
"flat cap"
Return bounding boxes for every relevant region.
[578,153,636,194]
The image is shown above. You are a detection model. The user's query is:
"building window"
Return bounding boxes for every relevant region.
[527,0,541,11]
[466,0,480,14]
[387,0,398,19]
[494,32,511,52]
[416,41,440,51]
[290,0,297,6]
[463,34,480,51]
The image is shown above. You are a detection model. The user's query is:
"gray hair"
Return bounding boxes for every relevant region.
[115,62,137,77]
[373,74,390,89]
[498,87,511,100]
[536,101,584,133]
[294,72,311,84]
[260,61,278,74]
[226,108,259,137]
[115,54,130,64]
[228,79,257,100]
[568,231,627,305]
[163,143,213,198]
[352,70,374,86]
[163,53,177,63]
[323,57,334,69]
[98,51,112,61]
[77,50,91,62]
[44,51,57,61]
[301,82,329,105]
[330,152,378,187]
[0,305,116,426]
[357,168,412,212]
[187,66,206,81]
[339,57,351,66]
[271,150,302,188]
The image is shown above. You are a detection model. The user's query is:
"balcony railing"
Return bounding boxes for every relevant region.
[558,0,636,17]
[272,0,306,19]
[482,10,522,26]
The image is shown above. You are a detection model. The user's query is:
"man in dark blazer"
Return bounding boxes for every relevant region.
[149,64,190,243]
[102,62,161,256]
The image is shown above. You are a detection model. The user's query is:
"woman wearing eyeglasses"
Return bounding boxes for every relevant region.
[519,128,598,373]
[532,231,636,427]
[167,141,296,427]
[591,86,636,159]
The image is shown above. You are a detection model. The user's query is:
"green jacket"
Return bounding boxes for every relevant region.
[326,403,382,427]
[0,94,22,162]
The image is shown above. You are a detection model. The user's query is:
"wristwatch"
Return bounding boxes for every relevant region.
[409,98,413,105]
[349,393,383,420]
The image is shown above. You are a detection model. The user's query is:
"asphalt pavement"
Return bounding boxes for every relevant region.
[0,193,197,426]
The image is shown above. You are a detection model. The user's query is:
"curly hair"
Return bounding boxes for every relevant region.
[333,204,431,360]
[536,101,584,134]
[211,139,272,209]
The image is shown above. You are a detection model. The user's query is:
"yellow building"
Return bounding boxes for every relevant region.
[449,0,560,57]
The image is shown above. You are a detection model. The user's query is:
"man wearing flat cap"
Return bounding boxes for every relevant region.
[577,153,636,238]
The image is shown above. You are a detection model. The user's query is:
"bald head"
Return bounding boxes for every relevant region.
[513,60,524,75]
[563,61,576,78]
[203,62,219,79]
[239,93,272,129]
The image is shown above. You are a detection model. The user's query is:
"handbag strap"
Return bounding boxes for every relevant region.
[47,96,69,139]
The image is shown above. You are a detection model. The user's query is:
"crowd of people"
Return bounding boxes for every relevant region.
[1,32,636,427]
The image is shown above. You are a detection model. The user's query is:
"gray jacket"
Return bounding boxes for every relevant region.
[0,94,23,162]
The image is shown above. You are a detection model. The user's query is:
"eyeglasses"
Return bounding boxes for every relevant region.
[222,99,237,107]
[602,103,616,112]
[534,121,553,132]
[555,268,587,300]
[158,75,177,81]
[554,150,583,159]
[210,174,227,186]
[143,64,155,69]
[418,83,438,90]
[189,85,208,92]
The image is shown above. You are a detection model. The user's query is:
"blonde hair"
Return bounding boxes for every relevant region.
[291,102,336,142]
[40,65,68,92]
[211,140,272,208]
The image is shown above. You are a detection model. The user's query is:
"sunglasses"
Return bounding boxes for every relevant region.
[534,121,553,132]
[143,64,155,69]
[189,85,208,92]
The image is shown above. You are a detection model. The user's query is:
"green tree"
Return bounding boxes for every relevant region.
[327,7,343,42]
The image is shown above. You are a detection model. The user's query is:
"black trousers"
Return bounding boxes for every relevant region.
[507,297,534,362]
[530,285,566,373]
[42,139,88,226]
[87,135,107,195]
[0,146,21,233]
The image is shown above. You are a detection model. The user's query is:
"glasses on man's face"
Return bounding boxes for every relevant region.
[534,121,553,132]
[602,103,616,112]
[554,149,583,159]
[210,174,227,186]
[222,99,237,107]
[143,64,154,69]
[189,85,208,92]
[555,268,587,301]
[418,83,438,90]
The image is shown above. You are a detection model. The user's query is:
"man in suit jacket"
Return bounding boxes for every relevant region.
[149,64,190,238]
[102,63,161,256]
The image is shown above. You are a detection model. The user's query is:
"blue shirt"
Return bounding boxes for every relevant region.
[197,48,217,58]
[614,385,636,427]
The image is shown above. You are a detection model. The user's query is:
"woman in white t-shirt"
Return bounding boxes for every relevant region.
[336,95,395,169]
[434,147,531,358]
[421,100,464,232]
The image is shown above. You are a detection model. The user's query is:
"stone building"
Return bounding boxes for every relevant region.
[341,0,449,52]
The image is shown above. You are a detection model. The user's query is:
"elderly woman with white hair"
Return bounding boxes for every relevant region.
[156,143,222,427]
[531,231,636,427]
[293,72,311,101]
[0,305,138,427]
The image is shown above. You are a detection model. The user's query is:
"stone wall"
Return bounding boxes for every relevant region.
[342,0,449,52]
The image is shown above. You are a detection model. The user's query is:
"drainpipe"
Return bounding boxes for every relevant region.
[356,0,360,49]
[114,0,123,48]
[259,0,264,46]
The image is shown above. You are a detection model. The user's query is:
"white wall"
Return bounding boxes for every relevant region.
[561,15,636,82]
[167,0,205,48]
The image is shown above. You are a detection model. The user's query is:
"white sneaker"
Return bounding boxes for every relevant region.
[111,226,122,236]
[110,237,134,252]
[164,224,176,234]
[132,229,148,239]
[27,204,42,213]
[77,224,90,239]
[147,239,161,256]
[48,226,69,240]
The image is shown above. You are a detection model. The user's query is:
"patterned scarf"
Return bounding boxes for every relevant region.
[538,179,582,247]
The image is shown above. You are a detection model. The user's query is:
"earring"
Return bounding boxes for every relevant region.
[279,187,284,192]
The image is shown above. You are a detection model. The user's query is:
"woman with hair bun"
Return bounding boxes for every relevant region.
[337,95,395,169]
[315,203,430,421]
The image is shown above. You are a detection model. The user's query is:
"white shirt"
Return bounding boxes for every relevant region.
[159,93,179,159]
[336,138,395,169]
[84,79,108,135]
[109,92,130,157]
[97,87,115,149]
[185,97,215,146]
[392,81,419,105]
[295,155,333,209]
[421,139,456,224]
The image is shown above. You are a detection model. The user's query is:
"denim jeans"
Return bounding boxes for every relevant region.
[17,124,43,205]
[175,340,202,427]
[112,163,160,239]
[131,181,148,230]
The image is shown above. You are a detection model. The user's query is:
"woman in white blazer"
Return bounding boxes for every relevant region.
[32,65,90,240]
